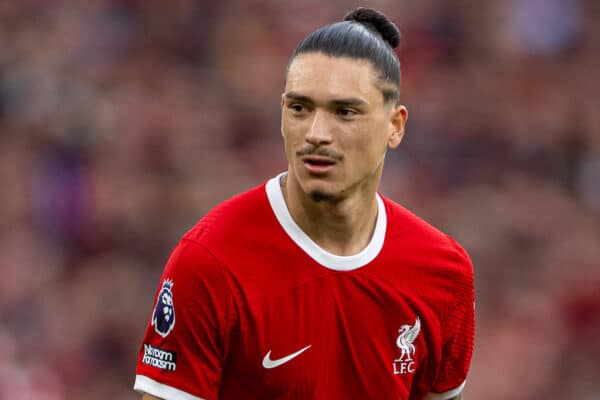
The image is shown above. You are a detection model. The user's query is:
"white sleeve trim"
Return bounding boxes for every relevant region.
[134,374,207,400]
[424,380,466,399]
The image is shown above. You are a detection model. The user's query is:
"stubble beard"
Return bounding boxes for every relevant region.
[281,173,333,203]
[309,190,333,203]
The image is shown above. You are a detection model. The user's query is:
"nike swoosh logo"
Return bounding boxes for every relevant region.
[262,345,311,369]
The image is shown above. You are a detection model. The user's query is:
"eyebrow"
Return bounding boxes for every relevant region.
[284,91,368,107]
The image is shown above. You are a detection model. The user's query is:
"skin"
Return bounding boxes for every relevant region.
[140,54,464,400]
[281,52,407,256]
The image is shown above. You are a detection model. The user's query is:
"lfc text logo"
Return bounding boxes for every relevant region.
[393,317,420,375]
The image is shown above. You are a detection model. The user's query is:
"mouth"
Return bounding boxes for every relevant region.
[301,156,337,174]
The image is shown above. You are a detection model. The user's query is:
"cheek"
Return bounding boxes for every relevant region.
[348,119,386,149]
[281,114,294,138]
[346,122,388,162]
[281,125,294,147]
[282,117,306,147]
[281,124,298,160]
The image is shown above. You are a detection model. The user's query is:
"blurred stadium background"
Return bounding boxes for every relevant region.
[1,0,599,399]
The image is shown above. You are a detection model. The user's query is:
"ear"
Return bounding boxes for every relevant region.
[281,93,285,108]
[388,105,408,149]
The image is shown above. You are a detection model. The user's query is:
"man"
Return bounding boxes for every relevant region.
[134,7,474,400]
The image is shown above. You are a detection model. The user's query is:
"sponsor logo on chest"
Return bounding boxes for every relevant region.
[393,317,420,375]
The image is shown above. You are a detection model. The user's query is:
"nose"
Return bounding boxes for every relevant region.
[305,109,332,146]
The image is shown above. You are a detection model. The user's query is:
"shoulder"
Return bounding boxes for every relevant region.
[183,181,273,244]
[382,195,447,242]
[381,195,473,278]
[175,179,287,270]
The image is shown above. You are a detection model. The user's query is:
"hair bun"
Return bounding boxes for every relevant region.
[343,7,400,49]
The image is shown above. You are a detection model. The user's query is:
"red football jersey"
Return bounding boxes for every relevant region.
[134,174,475,400]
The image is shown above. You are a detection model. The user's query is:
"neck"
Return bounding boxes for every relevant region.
[281,173,381,256]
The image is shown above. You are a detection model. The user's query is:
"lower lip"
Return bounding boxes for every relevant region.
[303,161,335,174]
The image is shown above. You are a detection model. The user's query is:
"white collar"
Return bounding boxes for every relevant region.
[265,173,387,271]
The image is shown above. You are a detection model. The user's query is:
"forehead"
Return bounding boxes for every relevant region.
[285,53,382,105]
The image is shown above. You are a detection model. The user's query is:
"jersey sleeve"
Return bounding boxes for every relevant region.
[134,239,234,400]
[427,239,475,399]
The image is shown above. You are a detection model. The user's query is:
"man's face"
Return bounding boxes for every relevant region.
[282,53,406,202]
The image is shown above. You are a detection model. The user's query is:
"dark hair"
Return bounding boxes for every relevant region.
[288,7,401,105]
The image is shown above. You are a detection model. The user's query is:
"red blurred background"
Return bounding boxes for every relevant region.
[1,1,599,398]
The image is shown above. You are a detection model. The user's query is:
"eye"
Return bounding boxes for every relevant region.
[288,103,305,113]
[336,108,358,119]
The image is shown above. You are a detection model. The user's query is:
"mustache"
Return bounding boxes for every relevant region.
[296,145,343,161]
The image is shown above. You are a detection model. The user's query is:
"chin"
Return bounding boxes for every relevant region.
[308,190,334,203]
[296,172,341,202]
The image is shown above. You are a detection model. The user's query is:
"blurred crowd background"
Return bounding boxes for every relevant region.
[1,0,599,399]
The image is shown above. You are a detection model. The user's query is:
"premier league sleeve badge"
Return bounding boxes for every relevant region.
[152,279,176,338]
